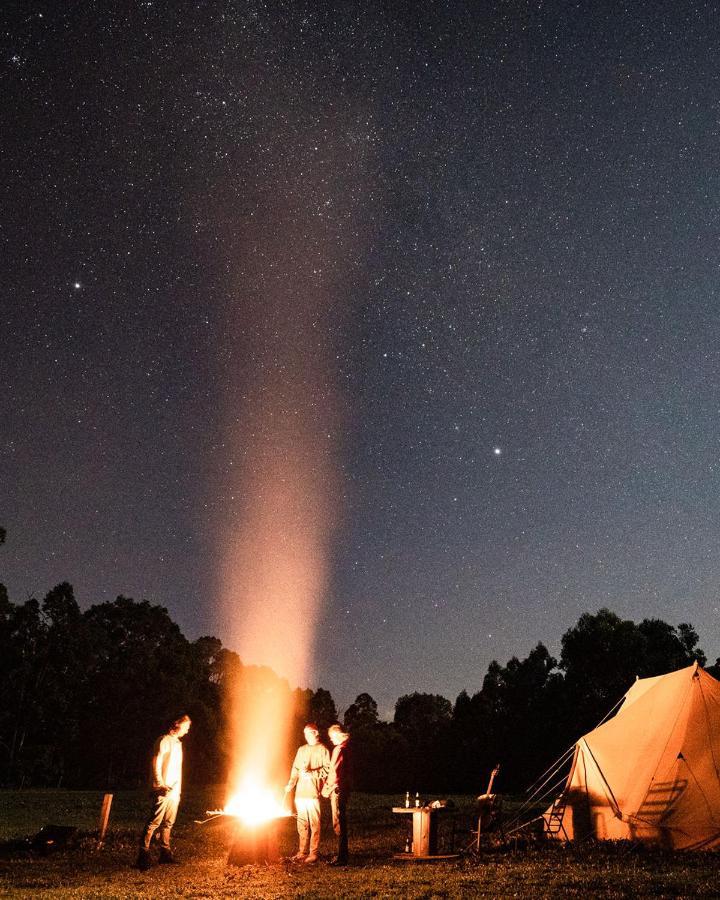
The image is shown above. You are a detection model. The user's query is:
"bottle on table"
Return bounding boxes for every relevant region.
[415,791,420,807]
[405,791,410,808]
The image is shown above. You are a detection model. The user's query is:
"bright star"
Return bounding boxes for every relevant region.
[493,447,502,456]
[73,282,81,289]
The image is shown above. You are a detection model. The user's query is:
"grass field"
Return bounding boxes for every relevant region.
[0,788,717,898]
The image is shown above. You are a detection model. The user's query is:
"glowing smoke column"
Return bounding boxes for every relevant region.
[215,154,357,797]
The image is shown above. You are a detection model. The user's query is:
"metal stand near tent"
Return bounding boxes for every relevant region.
[462,765,504,855]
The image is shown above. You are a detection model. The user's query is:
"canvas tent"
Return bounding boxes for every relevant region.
[545,662,720,850]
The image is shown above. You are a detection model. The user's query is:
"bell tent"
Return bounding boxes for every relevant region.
[545,662,720,850]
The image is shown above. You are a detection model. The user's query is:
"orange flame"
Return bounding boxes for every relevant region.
[224,776,291,826]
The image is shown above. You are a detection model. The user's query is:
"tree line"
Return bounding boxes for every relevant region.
[0,579,714,793]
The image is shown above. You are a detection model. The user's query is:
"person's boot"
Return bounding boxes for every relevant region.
[159,847,179,864]
[135,848,152,870]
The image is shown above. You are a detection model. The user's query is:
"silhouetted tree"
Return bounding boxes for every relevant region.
[445,644,564,792]
[677,623,706,665]
[394,693,452,790]
[354,720,410,792]
[344,692,379,732]
[37,583,87,785]
[707,658,720,680]
[1,594,45,785]
[637,618,706,674]
[1,582,714,794]
[395,693,452,734]
[184,636,226,784]
[76,596,197,786]
[560,608,707,738]
[341,693,408,791]
[448,687,495,792]
[560,608,647,733]
[490,644,565,788]
[308,688,338,732]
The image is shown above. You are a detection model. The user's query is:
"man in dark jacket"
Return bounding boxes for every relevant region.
[323,723,352,866]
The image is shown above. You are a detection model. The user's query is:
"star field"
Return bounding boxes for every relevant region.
[3,1,720,715]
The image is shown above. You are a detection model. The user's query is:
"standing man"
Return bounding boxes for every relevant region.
[323,723,352,866]
[284,723,330,863]
[136,714,191,870]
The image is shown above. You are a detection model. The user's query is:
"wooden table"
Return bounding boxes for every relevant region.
[391,806,458,860]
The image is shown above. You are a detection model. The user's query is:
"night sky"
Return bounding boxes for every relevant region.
[4,1,720,716]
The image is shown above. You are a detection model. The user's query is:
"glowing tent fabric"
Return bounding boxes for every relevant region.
[546,663,720,849]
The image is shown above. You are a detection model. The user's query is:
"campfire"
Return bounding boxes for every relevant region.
[200,777,293,866]
[223,780,291,826]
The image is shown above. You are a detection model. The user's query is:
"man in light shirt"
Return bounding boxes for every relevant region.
[136,714,191,870]
[284,723,330,863]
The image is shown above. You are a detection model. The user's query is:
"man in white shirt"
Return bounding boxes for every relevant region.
[284,723,330,863]
[136,714,191,870]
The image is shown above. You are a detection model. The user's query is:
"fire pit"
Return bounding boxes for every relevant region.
[227,818,282,866]
[199,781,293,867]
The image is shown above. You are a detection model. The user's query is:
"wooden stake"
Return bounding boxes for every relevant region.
[96,793,113,850]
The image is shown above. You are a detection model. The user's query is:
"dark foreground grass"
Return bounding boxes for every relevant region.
[0,789,716,898]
